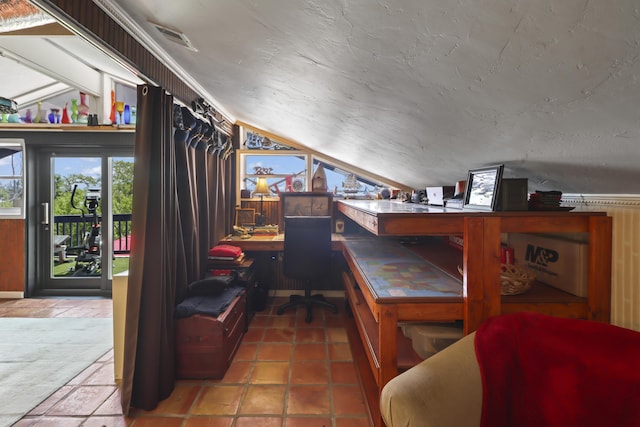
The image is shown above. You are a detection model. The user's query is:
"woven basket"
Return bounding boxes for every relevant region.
[500,263,536,295]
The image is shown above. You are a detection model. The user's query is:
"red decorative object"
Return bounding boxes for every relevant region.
[61,103,71,124]
[109,90,117,124]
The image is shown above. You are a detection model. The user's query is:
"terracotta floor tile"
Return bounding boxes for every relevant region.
[326,327,349,343]
[257,342,293,361]
[263,326,295,342]
[84,362,118,385]
[250,315,270,327]
[285,416,333,427]
[328,342,353,361]
[8,298,373,427]
[267,315,296,328]
[286,385,331,415]
[126,415,184,426]
[67,362,102,385]
[220,360,253,384]
[80,415,129,427]
[148,384,201,415]
[295,327,326,343]
[48,385,117,416]
[183,416,234,427]
[293,343,327,360]
[235,342,259,361]
[19,416,86,426]
[290,360,329,384]
[331,361,360,384]
[335,416,373,426]
[332,385,367,416]
[190,385,244,415]
[27,385,75,415]
[325,314,347,328]
[234,416,283,426]
[93,388,124,415]
[249,361,290,384]
[243,327,266,342]
[237,384,287,415]
[294,308,321,324]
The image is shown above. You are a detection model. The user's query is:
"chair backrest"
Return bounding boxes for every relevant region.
[283,216,332,280]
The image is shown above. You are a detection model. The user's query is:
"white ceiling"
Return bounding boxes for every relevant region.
[6,0,640,194]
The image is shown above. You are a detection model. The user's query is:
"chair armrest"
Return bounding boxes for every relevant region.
[380,331,482,427]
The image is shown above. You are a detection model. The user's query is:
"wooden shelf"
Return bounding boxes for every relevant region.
[0,123,135,132]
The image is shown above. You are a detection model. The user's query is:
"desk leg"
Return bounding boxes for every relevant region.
[378,305,398,388]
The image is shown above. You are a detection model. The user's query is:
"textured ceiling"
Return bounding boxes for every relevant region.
[20,1,640,193]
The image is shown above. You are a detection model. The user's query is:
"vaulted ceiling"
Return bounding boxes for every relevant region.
[3,0,640,194]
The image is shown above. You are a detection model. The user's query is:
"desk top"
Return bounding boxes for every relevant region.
[342,237,462,302]
[220,233,346,251]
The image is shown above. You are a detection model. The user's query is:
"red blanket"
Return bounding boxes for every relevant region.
[208,244,242,259]
[475,312,640,427]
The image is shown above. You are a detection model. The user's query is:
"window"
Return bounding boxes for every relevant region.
[313,159,383,198]
[238,130,392,200]
[0,139,25,218]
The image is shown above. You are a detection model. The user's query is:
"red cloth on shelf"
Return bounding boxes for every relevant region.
[475,312,640,427]
[208,245,242,259]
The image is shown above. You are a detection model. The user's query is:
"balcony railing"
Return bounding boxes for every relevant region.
[54,213,132,254]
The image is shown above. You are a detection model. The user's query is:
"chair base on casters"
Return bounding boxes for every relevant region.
[277,288,338,323]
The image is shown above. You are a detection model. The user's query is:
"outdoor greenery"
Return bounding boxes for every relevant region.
[53,256,130,277]
[0,178,22,208]
[53,160,133,215]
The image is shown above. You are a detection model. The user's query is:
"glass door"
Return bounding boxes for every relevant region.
[36,150,133,295]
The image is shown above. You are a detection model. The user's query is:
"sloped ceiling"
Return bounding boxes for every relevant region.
[0,1,142,108]
[7,0,640,194]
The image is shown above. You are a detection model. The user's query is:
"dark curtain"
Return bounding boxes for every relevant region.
[121,85,234,414]
[120,85,176,412]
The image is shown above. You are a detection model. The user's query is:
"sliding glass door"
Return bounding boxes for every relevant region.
[34,148,133,296]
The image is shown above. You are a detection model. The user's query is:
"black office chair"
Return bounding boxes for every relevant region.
[276,216,338,323]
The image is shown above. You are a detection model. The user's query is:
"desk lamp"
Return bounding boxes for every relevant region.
[253,177,270,226]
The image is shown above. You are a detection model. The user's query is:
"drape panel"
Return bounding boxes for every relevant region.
[121,85,234,414]
[121,85,176,413]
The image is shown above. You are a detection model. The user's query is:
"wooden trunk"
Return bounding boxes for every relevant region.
[175,293,246,379]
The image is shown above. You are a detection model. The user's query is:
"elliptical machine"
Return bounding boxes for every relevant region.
[67,184,102,276]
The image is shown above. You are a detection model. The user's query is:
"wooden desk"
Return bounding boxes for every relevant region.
[337,199,612,427]
[219,233,346,252]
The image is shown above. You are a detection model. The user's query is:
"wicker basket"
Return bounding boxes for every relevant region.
[500,263,536,295]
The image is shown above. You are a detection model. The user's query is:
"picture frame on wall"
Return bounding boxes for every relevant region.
[463,164,504,211]
[235,207,256,227]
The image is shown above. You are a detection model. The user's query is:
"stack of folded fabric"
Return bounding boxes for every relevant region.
[208,244,245,265]
[528,190,562,210]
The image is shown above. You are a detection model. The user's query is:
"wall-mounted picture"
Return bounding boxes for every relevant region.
[463,164,504,211]
[235,208,256,227]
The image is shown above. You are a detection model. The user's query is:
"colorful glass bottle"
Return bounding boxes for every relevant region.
[109,90,117,124]
[61,103,71,124]
[78,92,89,124]
[70,99,78,123]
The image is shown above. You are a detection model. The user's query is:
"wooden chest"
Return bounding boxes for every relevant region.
[175,293,246,379]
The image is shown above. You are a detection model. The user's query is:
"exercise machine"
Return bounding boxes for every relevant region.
[67,184,102,276]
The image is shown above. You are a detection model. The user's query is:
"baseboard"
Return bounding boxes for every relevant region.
[0,291,24,299]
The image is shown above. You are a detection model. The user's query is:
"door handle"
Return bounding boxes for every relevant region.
[41,202,49,225]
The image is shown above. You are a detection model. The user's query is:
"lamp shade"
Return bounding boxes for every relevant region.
[254,177,270,196]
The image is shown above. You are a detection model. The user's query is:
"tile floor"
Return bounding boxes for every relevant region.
[0,297,373,427]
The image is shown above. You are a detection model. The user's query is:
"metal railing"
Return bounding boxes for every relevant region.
[53,213,132,254]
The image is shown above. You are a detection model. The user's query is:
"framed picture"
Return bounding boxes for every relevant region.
[280,192,333,223]
[235,208,256,226]
[463,164,504,211]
